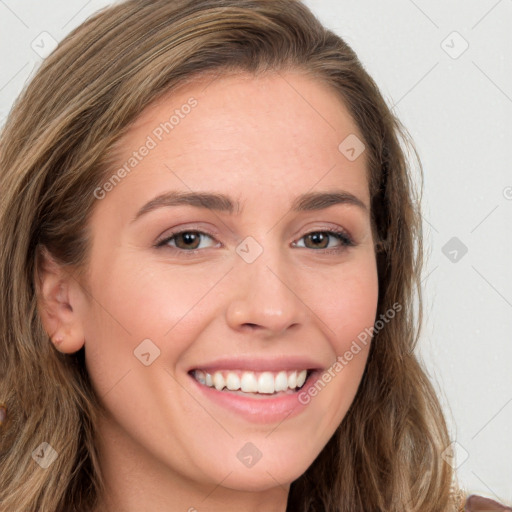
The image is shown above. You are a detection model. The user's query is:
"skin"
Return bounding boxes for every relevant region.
[38,71,379,512]
[465,495,512,511]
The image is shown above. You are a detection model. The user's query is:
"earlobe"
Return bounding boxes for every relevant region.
[35,245,86,354]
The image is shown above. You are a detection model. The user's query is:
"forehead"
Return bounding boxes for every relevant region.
[130,70,364,151]
[97,70,370,216]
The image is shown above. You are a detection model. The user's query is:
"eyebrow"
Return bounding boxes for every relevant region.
[130,189,368,224]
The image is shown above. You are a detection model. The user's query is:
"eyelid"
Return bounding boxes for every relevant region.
[154,225,356,254]
[154,226,220,248]
[292,226,355,247]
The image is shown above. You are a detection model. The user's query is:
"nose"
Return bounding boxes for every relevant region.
[225,243,308,336]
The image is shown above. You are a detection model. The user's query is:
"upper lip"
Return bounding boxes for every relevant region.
[188,357,325,373]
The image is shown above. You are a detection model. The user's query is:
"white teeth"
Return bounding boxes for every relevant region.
[226,372,241,391]
[297,370,307,388]
[193,369,310,394]
[274,371,288,392]
[258,372,275,394]
[240,372,258,392]
[213,372,225,391]
[194,370,206,385]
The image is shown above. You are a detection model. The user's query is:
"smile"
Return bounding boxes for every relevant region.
[187,358,323,423]
[191,369,310,395]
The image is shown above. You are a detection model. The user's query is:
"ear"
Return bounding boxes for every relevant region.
[35,245,86,354]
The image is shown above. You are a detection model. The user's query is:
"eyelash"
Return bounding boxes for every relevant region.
[154,227,355,257]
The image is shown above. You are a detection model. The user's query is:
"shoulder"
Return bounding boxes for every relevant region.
[465,494,512,511]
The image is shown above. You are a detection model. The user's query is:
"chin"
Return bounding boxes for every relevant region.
[202,444,319,492]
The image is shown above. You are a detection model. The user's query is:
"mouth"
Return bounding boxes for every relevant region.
[188,368,315,397]
[186,359,324,423]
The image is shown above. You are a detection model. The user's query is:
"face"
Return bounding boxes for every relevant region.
[55,71,378,503]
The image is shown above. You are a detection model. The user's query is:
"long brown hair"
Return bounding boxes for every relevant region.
[0,0,464,510]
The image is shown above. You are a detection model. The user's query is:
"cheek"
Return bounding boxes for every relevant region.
[302,256,378,418]
[311,257,379,351]
[80,256,228,398]
[84,256,222,341]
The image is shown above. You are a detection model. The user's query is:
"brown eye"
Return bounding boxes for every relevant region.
[295,230,354,251]
[304,232,330,249]
[156,230,217,251]
[174,232,202,250]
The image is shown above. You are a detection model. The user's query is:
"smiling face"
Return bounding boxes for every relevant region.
[47,70,379,509]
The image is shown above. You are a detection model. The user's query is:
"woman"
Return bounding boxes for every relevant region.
[0,0,508,510]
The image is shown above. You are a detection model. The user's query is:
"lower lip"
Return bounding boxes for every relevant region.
[189,371,321,424]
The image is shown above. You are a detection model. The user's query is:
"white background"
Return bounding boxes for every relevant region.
[1,0,511,503]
